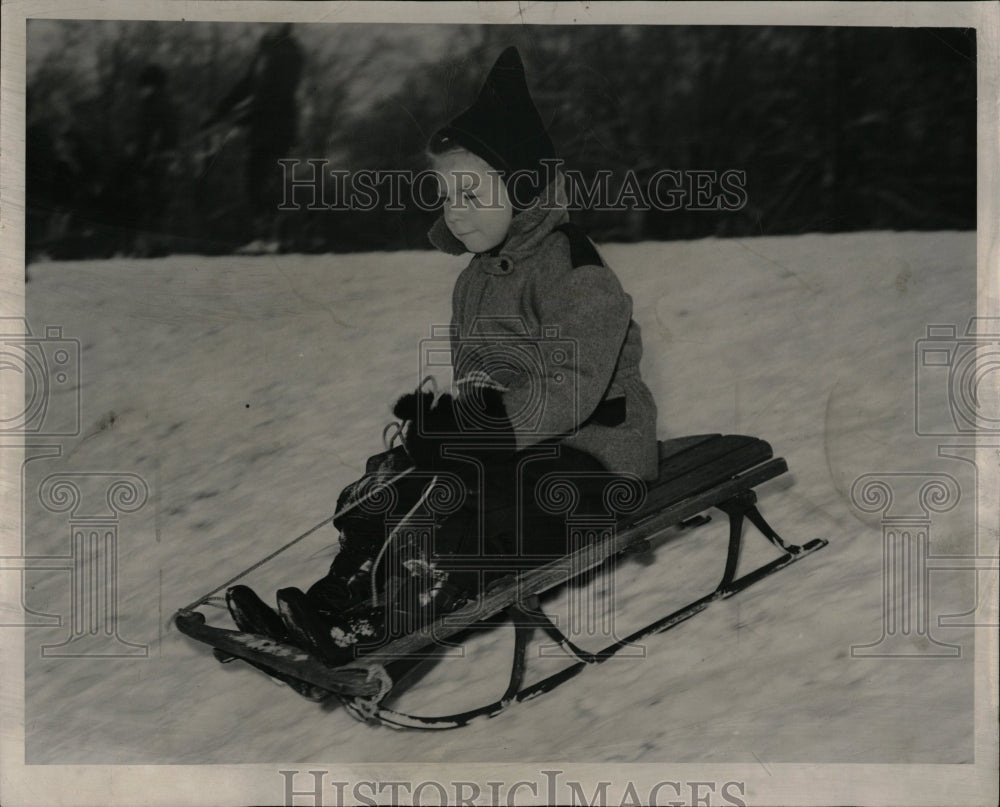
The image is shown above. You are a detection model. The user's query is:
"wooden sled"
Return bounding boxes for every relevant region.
[175,434,828,729]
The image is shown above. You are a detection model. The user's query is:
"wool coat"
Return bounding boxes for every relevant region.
[428,175,659,482]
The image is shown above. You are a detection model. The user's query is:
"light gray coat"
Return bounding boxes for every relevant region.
[429,176,659,481]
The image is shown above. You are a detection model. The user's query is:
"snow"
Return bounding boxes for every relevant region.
[19,231,982,766]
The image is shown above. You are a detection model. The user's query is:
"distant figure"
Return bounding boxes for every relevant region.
[131,63,179,256]
[26,91,105,260]
[25,95,59,259]
[26,108,107,261]
[203,23,304,253]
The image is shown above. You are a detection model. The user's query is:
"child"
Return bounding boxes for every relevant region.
[226,47,659,677]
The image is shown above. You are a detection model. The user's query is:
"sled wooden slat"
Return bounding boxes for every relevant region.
[634,437,775,524]
[655,433,722,462]
[654,434,763,486]
[174,611,383,698]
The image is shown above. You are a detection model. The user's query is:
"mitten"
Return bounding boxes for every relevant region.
[392,387,514,470]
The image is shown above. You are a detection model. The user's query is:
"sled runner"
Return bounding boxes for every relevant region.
[175,433,827,729]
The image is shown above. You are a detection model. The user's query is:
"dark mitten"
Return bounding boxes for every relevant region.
[391,390,434,424]
[392,387,514,471]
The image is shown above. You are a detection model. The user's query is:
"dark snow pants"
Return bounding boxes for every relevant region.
[314,441,617,608]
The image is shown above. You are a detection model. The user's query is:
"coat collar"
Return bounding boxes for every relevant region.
[427,173,571,269]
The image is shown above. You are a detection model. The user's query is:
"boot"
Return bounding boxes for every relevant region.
[306,558,373,619]
[277,587,355,667]
[224,585,331,701]
[225,584,289,641]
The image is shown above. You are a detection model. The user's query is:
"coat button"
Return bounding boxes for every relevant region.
[498,258,512,273]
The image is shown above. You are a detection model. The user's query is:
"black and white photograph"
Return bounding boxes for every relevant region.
[1,2,997,806]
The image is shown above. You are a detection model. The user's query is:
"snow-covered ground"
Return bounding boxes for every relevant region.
[18,231,983,766]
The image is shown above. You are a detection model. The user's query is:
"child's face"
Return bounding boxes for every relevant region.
[433,150,512,253]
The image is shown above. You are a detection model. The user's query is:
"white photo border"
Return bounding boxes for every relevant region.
[1,2,997,806]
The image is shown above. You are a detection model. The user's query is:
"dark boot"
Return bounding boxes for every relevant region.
[277,587,354,667]
[305,572,468,660]
[305,574,354,617]
[225,585,330,700]
[225,584,289,641]
[306,558,373,619]
[338,603,391,650]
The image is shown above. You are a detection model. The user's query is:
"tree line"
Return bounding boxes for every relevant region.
[25,22,976,261]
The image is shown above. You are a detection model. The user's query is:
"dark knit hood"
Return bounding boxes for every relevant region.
[429,46,557,209]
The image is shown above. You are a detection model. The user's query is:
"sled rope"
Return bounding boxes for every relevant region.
[178,379,439,616]
[178,465,415,614]
[369,474,439,606]
[365,378,440,606]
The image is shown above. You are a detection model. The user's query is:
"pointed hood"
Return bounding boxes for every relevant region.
[430,46,557,208]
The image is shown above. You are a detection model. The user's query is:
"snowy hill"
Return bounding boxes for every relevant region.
[18,231,983,771]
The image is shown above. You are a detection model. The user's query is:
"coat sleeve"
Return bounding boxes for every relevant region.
[449,267,469,376]
[503,260,632,451]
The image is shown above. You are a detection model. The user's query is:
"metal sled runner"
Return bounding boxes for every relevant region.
[175,434,828,729]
